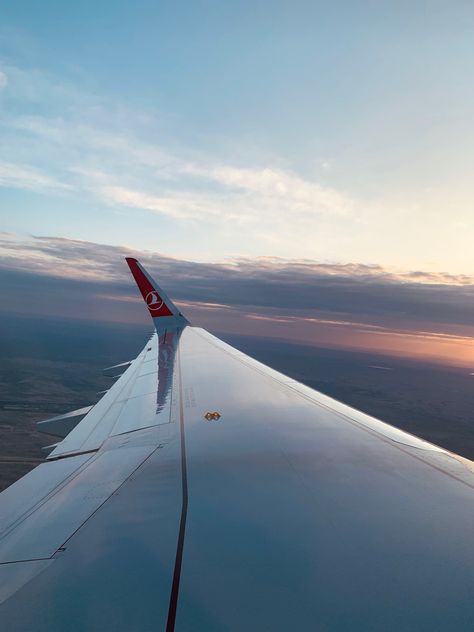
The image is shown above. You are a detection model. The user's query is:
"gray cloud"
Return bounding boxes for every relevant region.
[0,234,473,332]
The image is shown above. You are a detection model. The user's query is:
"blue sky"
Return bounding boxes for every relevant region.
[0,3,474,366]
[1,1,473,272]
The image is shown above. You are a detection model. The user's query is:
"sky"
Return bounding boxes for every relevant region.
[1,2,474,367]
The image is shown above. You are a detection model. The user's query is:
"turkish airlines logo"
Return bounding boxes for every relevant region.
[146,290,164,311]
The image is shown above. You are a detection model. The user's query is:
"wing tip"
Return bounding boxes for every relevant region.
[124,256,189,327]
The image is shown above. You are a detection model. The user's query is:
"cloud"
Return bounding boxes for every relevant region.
[0,162,70,192]
[0,62,359,255]
[25,118,354,229]
[0,70,7,90]
[1,56,474,273]
[182,163,354,219]
[1,234,473,325]
[97,184,232,221]
[0,234,473,369]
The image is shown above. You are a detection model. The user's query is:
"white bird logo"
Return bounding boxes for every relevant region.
[146,290,164,311]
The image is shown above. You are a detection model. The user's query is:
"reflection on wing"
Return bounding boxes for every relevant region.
[156,329,181,414]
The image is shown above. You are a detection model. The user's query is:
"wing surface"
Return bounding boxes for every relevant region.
[1,260,474,631]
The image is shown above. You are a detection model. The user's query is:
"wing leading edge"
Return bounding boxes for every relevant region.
[1,259,474,631]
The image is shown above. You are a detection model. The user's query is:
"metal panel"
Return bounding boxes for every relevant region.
[195,329,444,453]
[0,404,183,631]
[0,443,157,563]
[172,327,474,631]
[0,453,93,536]
[0,559,54,605]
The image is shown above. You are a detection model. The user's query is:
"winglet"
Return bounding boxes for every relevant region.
[125,257,188,330]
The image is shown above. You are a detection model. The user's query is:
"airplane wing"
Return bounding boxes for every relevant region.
[1,258,474,631]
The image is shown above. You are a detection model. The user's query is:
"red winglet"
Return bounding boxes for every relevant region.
[126,258,174,317]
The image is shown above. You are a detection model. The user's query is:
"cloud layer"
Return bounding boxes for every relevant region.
[1,234,473,367]
[0,62,359,260]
